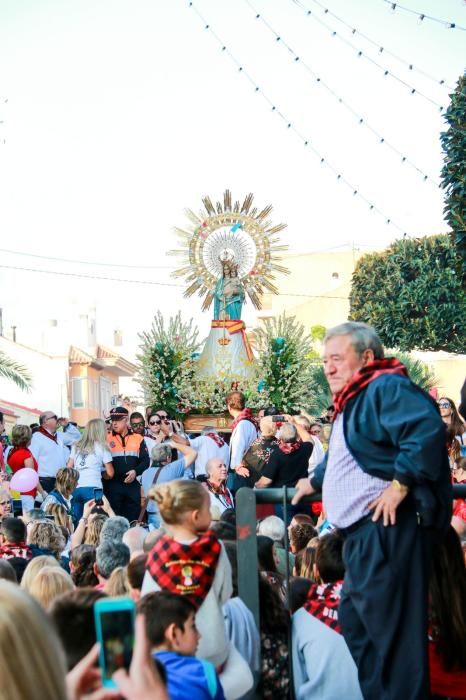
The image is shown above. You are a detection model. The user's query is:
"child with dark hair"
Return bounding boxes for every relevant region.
[49,588,106,669]
[0,517,32,560]
[127,553,146,601]
[0,558,17,582]
[138,591,225,700]
[292,531,362,699]
[288,523,317,554]
[258,574,291,699]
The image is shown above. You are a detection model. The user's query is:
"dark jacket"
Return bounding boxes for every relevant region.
[311,374,452,530]
[107,431,149,482]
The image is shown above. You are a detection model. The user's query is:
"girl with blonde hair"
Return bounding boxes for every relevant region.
[27,520,66,560]
[21,554,60,594]
[41,467,79,520]
[141,479,253,699]
[28,566,74,609]
[67,418,114,521]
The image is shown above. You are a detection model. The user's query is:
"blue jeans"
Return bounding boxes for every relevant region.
[72,486,97,522]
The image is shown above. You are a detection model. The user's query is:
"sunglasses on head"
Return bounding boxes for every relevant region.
[149,419,161,426]
[46,415,58,421]
[157,414,168,419]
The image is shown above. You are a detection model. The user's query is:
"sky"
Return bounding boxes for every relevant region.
[0,0,464,357]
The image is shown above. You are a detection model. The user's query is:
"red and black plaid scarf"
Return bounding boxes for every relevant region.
[146,531,221,609]
[231,408,259,432]
[304,580,343,633]
[38,426,58,443]
[207,481,233,509]
[278,438,302,454]
[0,542,32,560]
[205,432,225,448]
[333,358,408,415]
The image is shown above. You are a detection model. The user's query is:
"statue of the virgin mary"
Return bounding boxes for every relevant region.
[197,253,254,379]
[170,191,289,382]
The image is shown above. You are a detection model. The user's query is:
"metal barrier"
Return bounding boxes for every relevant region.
[235,484,466,699]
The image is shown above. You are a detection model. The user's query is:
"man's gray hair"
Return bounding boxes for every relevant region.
[278,422,298,443]
[325,321,384,360]
[151,443,172,464]
[96,540,130,580]
[257,515,286,543]
[100,516,130,544]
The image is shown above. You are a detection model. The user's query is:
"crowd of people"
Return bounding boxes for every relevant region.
[0,320,465,699]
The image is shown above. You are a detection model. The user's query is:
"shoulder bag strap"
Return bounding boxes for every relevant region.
[137,466,163,523]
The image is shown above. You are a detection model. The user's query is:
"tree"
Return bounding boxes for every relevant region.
[440,74,466,279]
[0,351,31,391]
[349,234,466,352]
[253,313,315,413]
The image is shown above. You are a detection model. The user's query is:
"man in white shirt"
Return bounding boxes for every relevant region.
[182,427,230,478]
[30,411,77,493]
[226,390,258,491]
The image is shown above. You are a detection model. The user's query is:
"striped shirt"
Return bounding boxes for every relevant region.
[322,414,387,528]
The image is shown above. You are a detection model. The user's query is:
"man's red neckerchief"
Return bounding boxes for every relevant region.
[207,481,233,509]
[304,580,343,633]
[230,408,259,432]
[146,531,221,610]
[278,438,302,454]
[333,358,408,415]
[38,427,58,443]
[204,432,225,448]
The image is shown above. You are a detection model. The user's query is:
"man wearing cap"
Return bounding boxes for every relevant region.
[105,406,149,521]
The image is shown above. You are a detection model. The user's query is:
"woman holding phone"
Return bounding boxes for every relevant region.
[67,419,114,522]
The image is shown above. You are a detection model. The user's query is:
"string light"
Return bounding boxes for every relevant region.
[0,264,350,300]
[290,0,445,111]
[245,0,440,187]
[383,1,466,31]
[0,247,173,270]
[188,1,409,236]
[297,0,456,88]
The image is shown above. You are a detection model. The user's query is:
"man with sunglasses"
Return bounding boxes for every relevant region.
[30,411,79,493]
[130,412,157,461]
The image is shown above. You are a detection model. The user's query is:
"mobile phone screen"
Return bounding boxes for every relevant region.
[93,487,104,505]
[99,609,134,680]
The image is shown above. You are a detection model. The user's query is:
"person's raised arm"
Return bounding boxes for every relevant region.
[169,440,197,468]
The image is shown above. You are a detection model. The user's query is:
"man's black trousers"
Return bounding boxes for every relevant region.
[339,501,433,700]
[103,480,140,522]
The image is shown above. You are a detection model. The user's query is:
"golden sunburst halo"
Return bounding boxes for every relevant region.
[168,190,289,311]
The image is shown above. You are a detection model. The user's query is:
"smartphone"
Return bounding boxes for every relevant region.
[93,487,104,506]
[272,415,285,422]
[94,598,135,688]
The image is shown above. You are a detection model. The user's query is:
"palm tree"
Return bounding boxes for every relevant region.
[0,351,32,391]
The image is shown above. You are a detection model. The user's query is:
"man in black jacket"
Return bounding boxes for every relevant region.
[293,322,451,700]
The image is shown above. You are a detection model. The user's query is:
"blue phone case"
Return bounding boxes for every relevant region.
[94,597,135,688]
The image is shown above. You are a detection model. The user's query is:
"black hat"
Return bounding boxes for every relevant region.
[109,406,129,420]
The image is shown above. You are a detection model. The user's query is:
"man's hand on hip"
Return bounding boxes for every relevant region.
[291,478,315,505]
[369,482,409,526]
